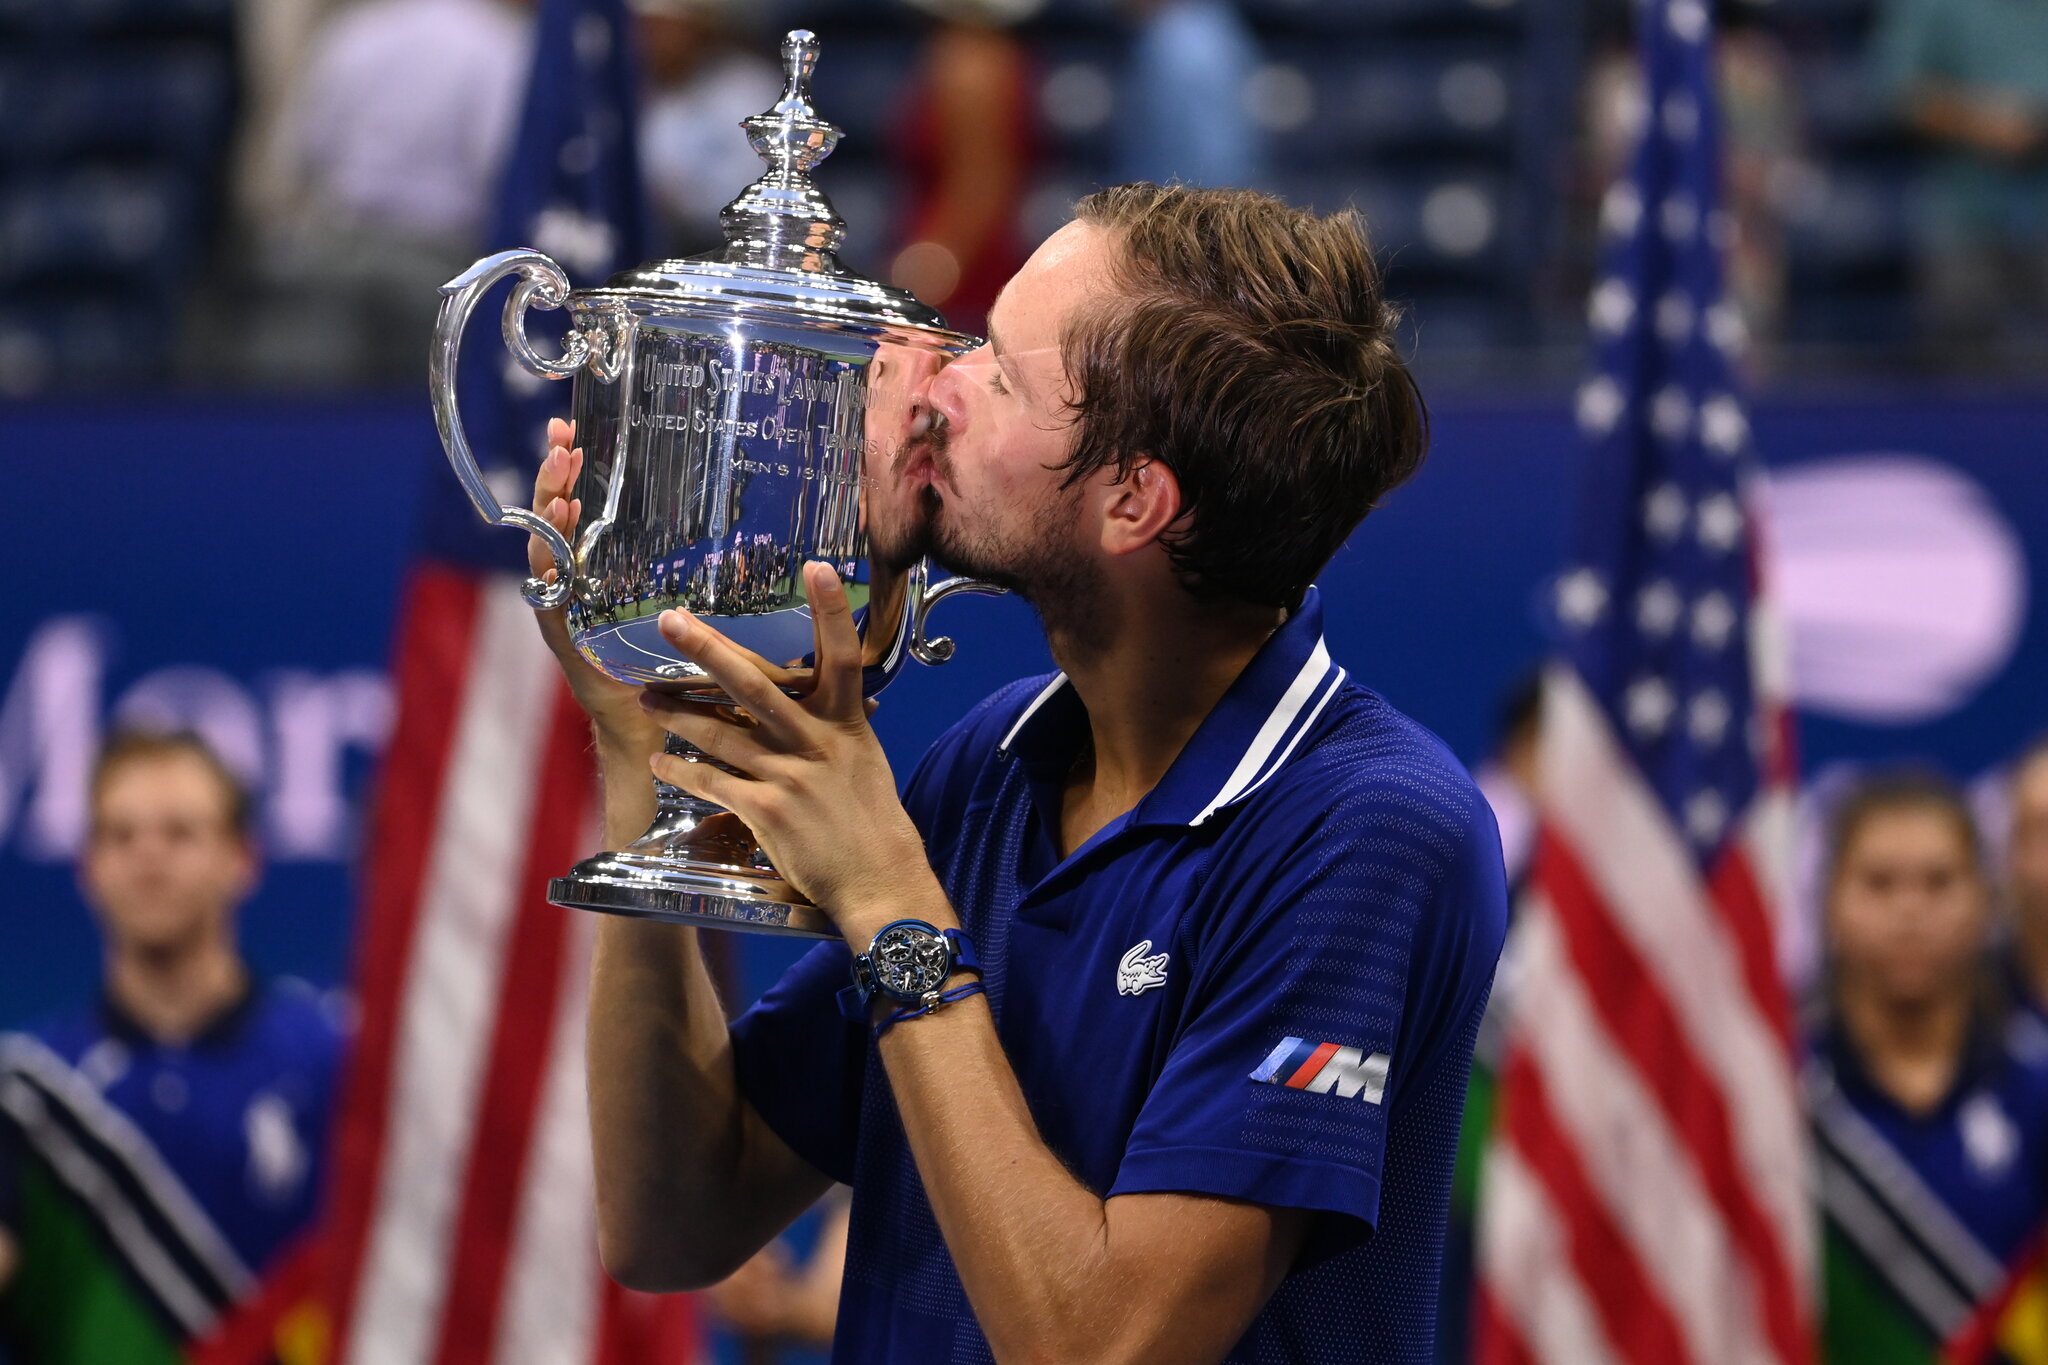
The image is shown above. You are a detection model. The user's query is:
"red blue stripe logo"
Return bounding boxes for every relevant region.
[1251,1037,1390,1104]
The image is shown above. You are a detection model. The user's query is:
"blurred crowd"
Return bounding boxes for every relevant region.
[0,0,2044,397]
[10,708,2048,1364]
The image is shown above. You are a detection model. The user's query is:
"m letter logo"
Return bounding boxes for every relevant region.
[1250,1038,1389,1104]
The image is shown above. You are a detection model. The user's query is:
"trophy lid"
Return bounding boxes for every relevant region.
[599,30,965,339]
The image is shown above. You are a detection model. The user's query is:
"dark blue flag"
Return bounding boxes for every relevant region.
[1555,0,1766,863]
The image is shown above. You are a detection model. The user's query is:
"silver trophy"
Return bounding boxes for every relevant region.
[430,29,997,938]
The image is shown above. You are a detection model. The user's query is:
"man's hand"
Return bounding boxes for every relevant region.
[528,417,665,754]
[639,562,934,935]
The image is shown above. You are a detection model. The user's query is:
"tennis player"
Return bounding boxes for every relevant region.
[531,183,1508,1365]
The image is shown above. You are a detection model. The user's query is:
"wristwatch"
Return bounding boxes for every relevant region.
[840,919,981,1021]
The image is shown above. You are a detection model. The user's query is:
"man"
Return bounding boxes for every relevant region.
[530,184,1508,1362]
[250,0,532,384]
[0,732,344,1364]
[1870,0,2048,371]
[2003,737,2048,1025]
[1808,771,2048,1363]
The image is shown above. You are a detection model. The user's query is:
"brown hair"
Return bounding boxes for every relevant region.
[1060,183,1429,608]
[1827,768,1981,884]
[91,730,254,840]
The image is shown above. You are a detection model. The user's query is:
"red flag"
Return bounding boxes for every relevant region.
[1473,1,1813,1361]
[315,568,698,1365]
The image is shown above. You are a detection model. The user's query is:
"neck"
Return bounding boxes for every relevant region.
[1836,979,1975,1115]
[106,932,247,1046]
[1043,586,1285,819]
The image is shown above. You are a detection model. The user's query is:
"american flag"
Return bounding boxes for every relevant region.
[313,2,697,1362]
[1473,3,1813,1365]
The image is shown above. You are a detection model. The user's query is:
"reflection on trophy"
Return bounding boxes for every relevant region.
[429,29,999,937]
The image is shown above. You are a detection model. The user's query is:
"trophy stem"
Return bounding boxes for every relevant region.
[546,731,838,937]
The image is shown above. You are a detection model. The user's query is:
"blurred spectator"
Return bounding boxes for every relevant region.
[1584,3,1809,371]
[634,0,780,256]
[1809,771,2048,1363]
[245,0,534,386]
[1871,0,2048,374]
[0,732,345,1363]
[2002,736,2048,1024]
[706,1193,848,1365]
[889,0,1042,337]
[229,0,346,233]
[1112,0,1264,190]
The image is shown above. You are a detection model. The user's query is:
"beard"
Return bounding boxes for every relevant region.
[876,415,1106,646]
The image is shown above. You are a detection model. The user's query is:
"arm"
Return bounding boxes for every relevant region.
[528,421,832,1291]
[644,568,1310,1363]
[1905,82,2046,160]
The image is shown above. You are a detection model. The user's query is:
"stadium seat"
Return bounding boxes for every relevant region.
[0,47,232,167]
[1800,50,1898,152]
[0,0,230,37]
[1262,43,1521,165]
[1783,161,1914,280]
[0,296,167,393]
[1240,0,1523,35]
[1035,38,1122,172]
[1264,169,1516,284]
[0,167,195,288]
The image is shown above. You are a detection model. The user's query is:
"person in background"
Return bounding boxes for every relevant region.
[1807,770,2048,1364]
[0,732,345,1365]
[889,0,1041,337]
[1871,0,2048,374]
[1999,736,2048,1027]
[1112,0,1263,191]
[248,0,533,386]
[635,0,781,256]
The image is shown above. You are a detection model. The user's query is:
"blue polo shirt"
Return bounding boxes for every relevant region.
[2,977,345,1277]
[1810,1008,2048,1300]
[730,589,1509,1363]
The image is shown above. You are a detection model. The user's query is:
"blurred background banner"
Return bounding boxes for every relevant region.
[4,394,2042,1016]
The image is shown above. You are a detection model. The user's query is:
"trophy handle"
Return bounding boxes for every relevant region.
[430,248,596,611]
[908,560,1007,666]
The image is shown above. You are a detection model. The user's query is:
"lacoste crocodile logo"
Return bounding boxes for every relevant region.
[1117,940,1170,996]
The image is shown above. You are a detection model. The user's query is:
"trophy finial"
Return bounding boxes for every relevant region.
[717,29,847,270]
[782,29,820,106]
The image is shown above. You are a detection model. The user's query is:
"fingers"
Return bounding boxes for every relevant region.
[656,609,793,730]
[529,418,583,580]
[650,744,747,811]
[638,694,764,772]
[804,561,864,720]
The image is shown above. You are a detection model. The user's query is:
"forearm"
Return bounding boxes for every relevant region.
[858,886,1181,1365]
[585,734,820,1289]
[877,993,1127,1363]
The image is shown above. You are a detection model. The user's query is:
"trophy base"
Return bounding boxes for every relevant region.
[546,804,839,939]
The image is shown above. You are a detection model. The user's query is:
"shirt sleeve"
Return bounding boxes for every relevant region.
[1105,776,1507,1251]
[728,941,868,1187]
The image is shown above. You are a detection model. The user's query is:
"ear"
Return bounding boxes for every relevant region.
[1096,459,1183,559]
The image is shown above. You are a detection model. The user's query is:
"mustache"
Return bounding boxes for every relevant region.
[896,408,955,482]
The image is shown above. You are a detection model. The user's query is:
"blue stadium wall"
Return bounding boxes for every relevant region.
[4,393,2044,1025]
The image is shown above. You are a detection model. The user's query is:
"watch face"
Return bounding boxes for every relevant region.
[869,923,952,1003]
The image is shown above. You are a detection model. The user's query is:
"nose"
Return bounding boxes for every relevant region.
[922,355,973,431]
